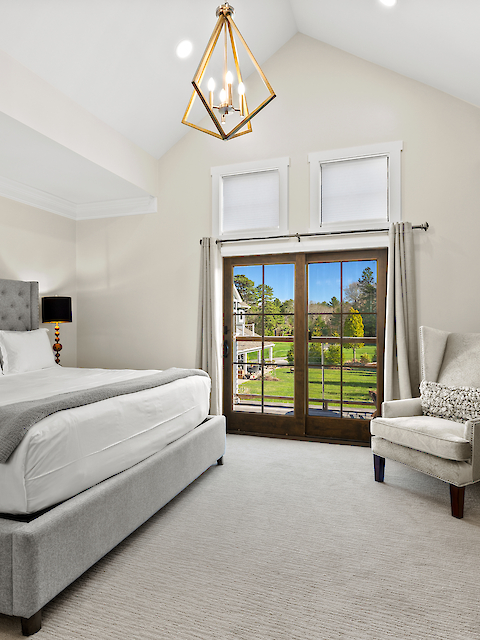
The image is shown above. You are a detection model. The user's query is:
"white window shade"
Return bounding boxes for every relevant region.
[222,170,280,234]
[212,157,289,239]
[308,141,402,233]
[321,155,388,224]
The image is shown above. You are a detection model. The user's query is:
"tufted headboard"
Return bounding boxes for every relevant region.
[0,279,39,331]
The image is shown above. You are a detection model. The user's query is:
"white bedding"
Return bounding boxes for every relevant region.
[0,366,211,515]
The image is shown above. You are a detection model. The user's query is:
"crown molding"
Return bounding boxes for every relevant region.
[75,196,157,220]
[0,175,157,220]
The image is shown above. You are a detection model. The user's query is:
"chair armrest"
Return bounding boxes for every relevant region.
[381,397,422,418]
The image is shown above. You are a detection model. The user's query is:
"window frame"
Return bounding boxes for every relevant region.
[211,157,290,240]
[308,141,403,233]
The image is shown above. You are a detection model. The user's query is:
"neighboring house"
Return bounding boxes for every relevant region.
[233,285,275,380]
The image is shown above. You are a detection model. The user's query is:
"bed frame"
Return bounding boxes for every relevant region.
[0,279,226,636]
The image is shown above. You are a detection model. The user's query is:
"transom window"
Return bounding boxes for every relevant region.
[308,141,402,232]
[211,157,289,240]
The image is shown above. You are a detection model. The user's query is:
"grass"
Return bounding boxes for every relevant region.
[245,342,377,363]
[238,365,377,408]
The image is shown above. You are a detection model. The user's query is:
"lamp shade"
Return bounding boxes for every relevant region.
[42,297,72,323]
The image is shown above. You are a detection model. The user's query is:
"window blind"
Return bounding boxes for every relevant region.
[321,155,388,224]
[222,169,280,233]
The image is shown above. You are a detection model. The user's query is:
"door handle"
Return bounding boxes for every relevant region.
[223,340,229,358]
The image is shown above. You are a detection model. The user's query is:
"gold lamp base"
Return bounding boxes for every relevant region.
[53,322,63,365]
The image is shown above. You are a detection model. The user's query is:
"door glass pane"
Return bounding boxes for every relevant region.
[308,313,342,337]
[342,261,377,315]
[342,365,377,420]
[308,364,341,417]
[232,263,295,415]
[234,366,262,413]
[308,262,341,312]
[233,265,262,312]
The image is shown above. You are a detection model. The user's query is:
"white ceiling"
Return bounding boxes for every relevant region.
[0,0,478,212]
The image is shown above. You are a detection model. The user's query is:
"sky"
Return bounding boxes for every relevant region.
[234,260,376,303]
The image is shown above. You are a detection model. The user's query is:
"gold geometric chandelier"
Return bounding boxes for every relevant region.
[182,3,276,141]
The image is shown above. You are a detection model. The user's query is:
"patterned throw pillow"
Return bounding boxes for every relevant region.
[420,380,480,423]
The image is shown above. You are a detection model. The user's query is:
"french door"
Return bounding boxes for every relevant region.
[223,249,387,444]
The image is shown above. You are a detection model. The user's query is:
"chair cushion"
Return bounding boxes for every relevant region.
[420,380,480,423]
[437,332,480,387]
[370,415,471,461]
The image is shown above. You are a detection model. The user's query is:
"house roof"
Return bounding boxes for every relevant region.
[236,326,275,355]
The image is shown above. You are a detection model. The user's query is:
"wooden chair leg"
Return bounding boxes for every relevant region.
[21,610,42,636]
[217,456,224,465]
[373,454,385,482]
[450,484,465,519]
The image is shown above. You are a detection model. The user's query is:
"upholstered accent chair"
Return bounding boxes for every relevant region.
[370,326,480,518]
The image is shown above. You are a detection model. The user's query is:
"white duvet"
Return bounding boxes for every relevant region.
[0,366,211,514]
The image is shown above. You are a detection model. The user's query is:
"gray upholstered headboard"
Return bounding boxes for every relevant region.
[0,279,39,331]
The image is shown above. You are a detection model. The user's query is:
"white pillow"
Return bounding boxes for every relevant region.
[0,329,56,375]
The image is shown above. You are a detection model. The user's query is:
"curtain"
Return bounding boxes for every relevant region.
[196,238,223,415]
[384,222,420,401]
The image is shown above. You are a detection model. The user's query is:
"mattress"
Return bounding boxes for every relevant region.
[0,366,211,515]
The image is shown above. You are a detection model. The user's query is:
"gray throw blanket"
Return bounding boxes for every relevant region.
[0,368,209,463]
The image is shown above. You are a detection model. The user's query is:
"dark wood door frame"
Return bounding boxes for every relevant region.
[223,248,387,445]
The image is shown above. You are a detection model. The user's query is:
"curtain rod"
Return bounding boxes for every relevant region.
[205,222,429,245]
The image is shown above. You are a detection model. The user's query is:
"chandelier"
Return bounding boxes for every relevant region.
[182,3,276,141]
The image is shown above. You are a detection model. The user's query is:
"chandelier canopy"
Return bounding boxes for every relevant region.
[182,3,276,141]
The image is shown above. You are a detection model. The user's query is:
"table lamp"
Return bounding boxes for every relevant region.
[41,296,72,365]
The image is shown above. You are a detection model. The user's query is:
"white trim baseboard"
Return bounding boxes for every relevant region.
[0,175,157,220]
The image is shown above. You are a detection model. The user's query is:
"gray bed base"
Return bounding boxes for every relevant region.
[0,414,226,635]
[0,278,226,635]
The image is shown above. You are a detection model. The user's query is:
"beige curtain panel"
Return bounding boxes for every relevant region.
[196,238,223,415]
[384,222,420,401]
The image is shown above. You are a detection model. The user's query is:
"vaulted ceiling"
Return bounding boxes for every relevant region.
[0,0,478,216]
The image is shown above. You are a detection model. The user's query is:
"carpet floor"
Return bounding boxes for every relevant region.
[2,434,480,639]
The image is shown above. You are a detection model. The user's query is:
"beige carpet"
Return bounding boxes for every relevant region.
[2,434,480,639]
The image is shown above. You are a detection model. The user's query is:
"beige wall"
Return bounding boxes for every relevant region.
[0,195,77,366]
[74,33,480,368]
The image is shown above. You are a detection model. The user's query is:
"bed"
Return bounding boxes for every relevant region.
[0,278,226,635]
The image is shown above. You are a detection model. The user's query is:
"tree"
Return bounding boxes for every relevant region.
[320,296,340,336]
[280,298,294,335]
[286,344,294,365]
[358,267,376,313]
[233,275,256,307]
[343,308,364,362]
[357,267,377,337]
[343,281,361,309]
[311,315,328,336]
[323,341,342,366]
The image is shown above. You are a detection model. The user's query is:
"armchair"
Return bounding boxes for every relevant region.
[370,326,480,518]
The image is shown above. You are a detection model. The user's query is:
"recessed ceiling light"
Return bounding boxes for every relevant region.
[176,40,193,59]
[379,0,397,6]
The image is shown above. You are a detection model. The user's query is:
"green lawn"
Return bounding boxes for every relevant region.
[238,365,377,408]
[245,343,376,362]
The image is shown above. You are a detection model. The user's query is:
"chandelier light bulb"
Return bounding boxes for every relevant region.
[225,70,233,85]
[219,88,227,104]
[238,82,246,116]
[207,78,216,91]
